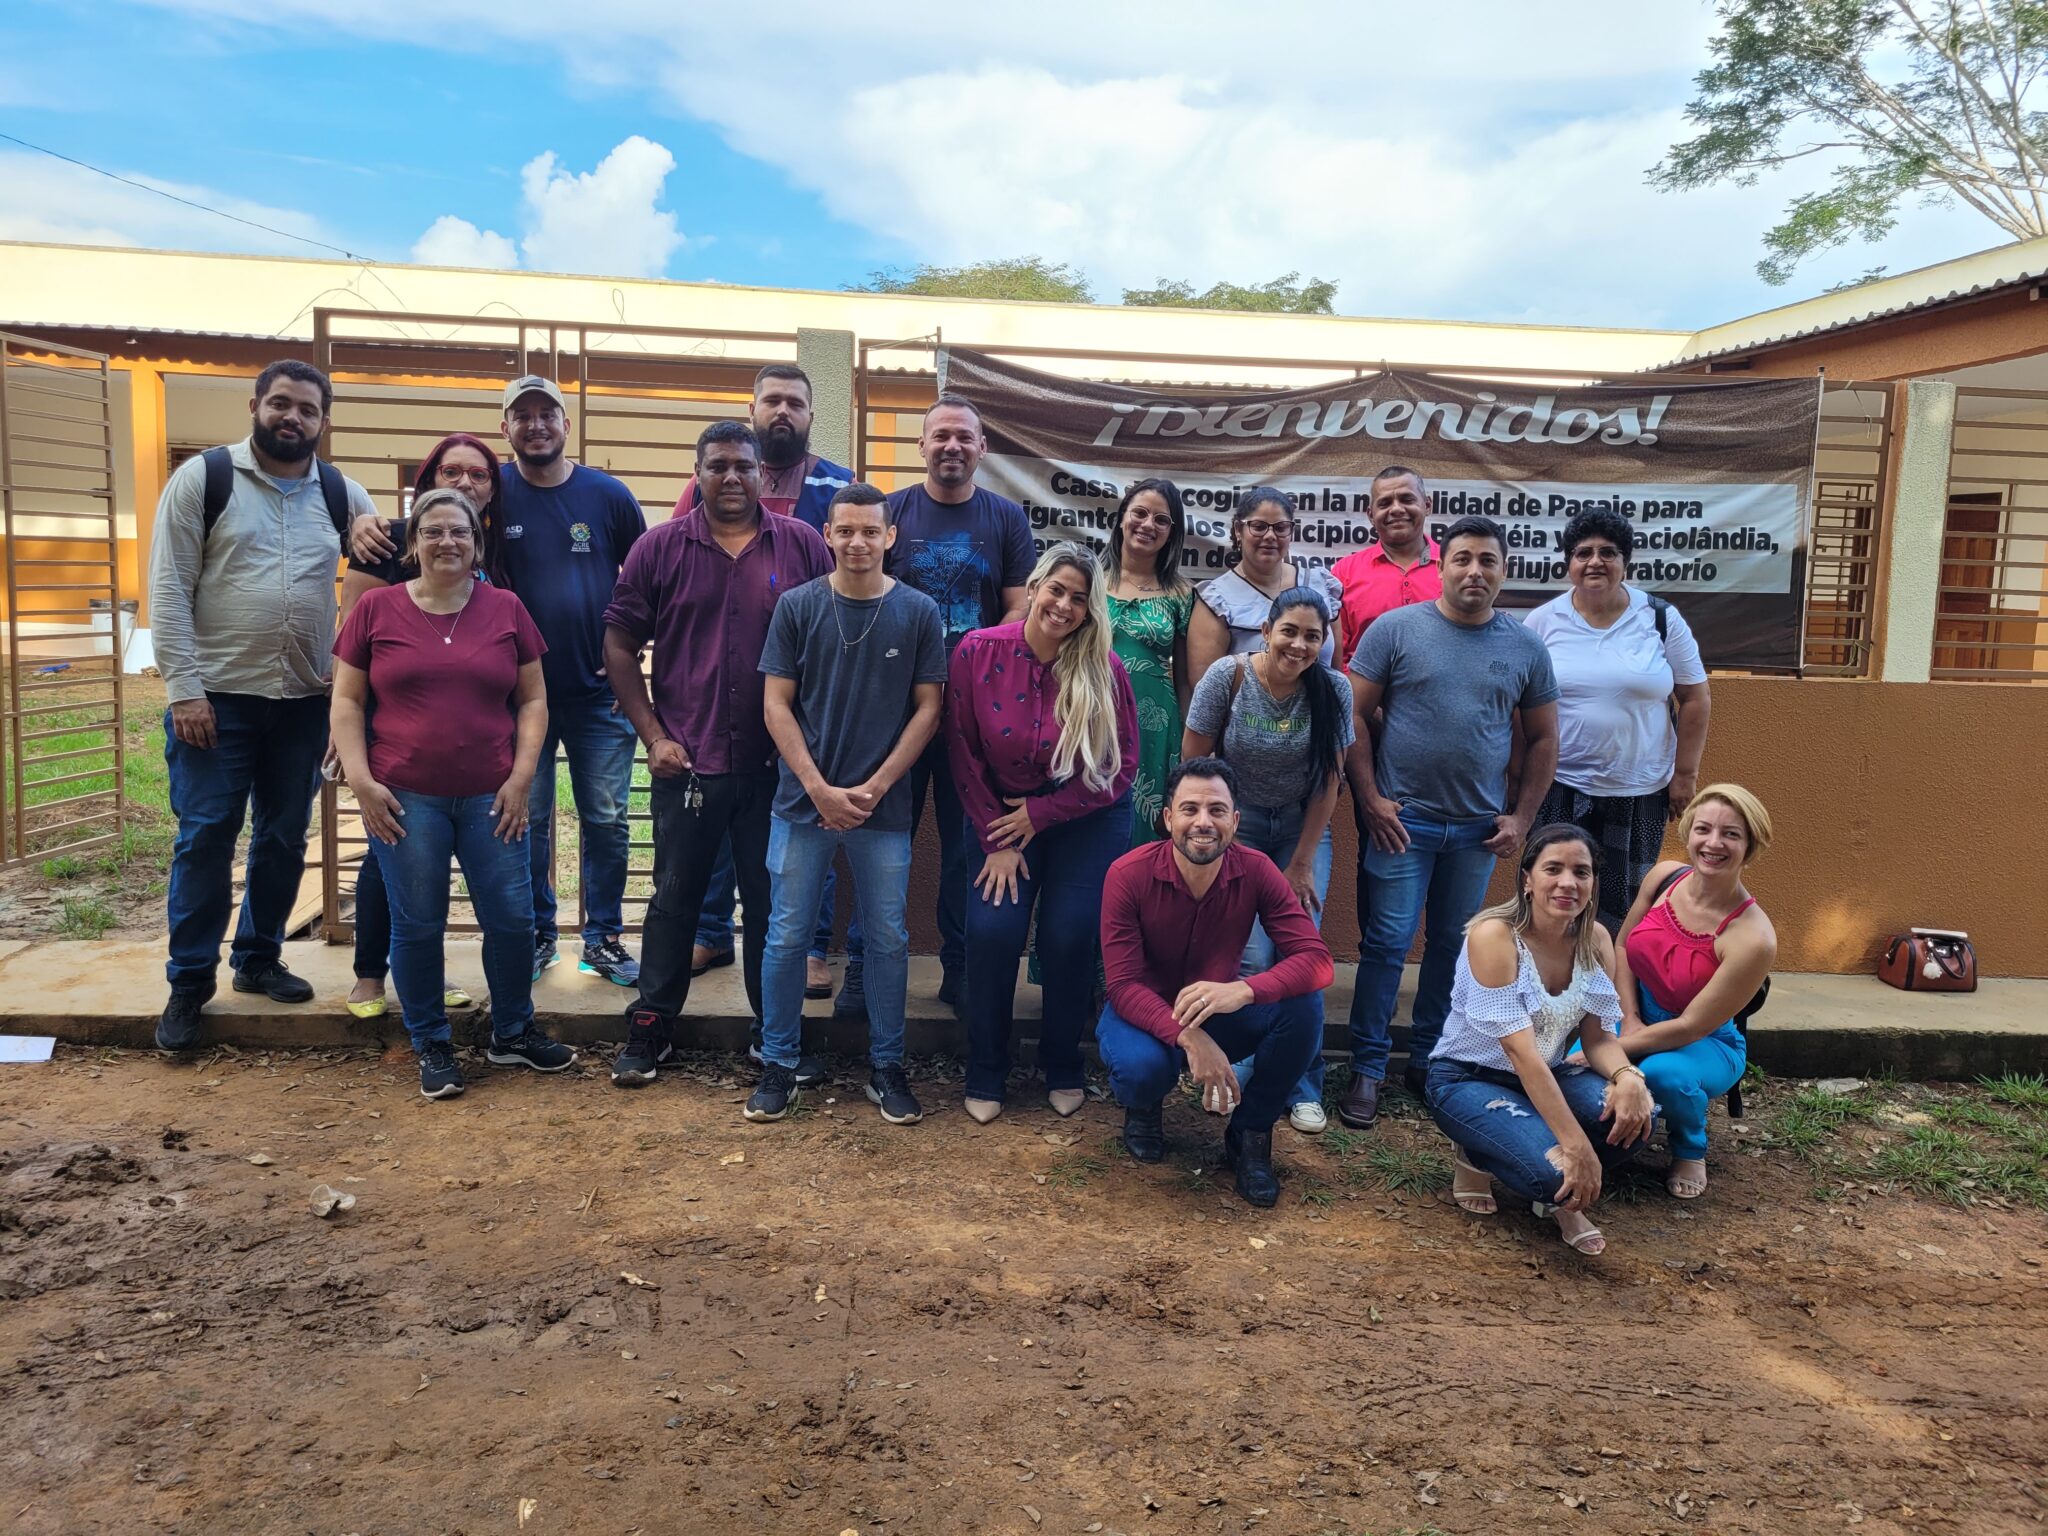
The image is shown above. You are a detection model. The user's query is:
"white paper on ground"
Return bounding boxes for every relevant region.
[0,1036,56,1062]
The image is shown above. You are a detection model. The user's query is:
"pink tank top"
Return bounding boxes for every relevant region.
[1624,867,1756,1014]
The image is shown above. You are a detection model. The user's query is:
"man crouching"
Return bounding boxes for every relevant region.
[1096,756,1333,1206]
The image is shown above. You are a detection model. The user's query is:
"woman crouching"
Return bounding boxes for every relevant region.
[1425,824,1655,1254]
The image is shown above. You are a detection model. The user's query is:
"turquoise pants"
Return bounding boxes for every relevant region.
[1637,992,1746,1161]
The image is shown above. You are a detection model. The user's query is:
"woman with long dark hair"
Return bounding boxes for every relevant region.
[337,433,506,1020]
[1182,587,1352,1133]
[1186,486,1343,686]
[1103,477,1194,845]
[1423,824,1655,1255]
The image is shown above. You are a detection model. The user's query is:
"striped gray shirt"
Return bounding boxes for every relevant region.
[146,438,376,704]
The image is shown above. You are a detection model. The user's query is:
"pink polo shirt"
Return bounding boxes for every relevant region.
[1332,540,1442,666]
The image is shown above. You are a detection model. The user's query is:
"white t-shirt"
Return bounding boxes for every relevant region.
[1522,586,1707,797]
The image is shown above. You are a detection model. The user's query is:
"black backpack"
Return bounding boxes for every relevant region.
[200,445,350,546]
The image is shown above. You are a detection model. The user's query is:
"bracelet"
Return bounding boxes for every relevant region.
[1607,1064,1646,1086]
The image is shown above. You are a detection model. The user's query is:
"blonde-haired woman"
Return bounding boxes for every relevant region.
[948,544,1138,1122]
[1613,783,1777,1200]
[1424,824,1655,1254]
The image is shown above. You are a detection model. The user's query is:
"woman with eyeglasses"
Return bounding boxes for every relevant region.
[1522,508,1711,933]
[331,488,567,1099]
[1103,477,1195,845]
[336,434,507,1021]
[1186,487,1344,687]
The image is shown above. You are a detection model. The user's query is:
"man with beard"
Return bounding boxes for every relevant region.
[1342,515,1559,1125]
[150,359,379,1051]
[835,394,1034,1021]
[1095,757,1332,1208]
[679,365,853,1017]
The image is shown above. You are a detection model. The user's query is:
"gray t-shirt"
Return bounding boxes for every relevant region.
[1348,602,1559,823]
[1185,655,1356,811]
[758,577,949,832]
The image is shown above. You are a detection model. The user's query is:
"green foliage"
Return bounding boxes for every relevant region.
[41,855,86,880]
[1122,271,1339,313]
[58,897,117,939]
[847,256,1095,303]
[1981,1071,2048,1109]
[1650,0,2048,283]
[1765,1085,1872,1158]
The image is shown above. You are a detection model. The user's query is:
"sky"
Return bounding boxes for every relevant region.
[0,0,2012,333]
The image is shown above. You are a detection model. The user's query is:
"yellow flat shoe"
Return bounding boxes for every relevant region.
[345,996,388,1020]
[444,988,475,1011]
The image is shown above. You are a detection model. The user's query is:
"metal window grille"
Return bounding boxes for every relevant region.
[1937,387,2048,682]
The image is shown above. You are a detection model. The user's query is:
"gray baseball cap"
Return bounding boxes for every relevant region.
[502,375,567,414]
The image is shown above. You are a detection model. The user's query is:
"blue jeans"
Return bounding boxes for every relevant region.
[526,692,635,946]
[761,819,911,1067]
[1097,993,1323,1134]
[695,835,838,961]
[1638,991,1745,1161]
[963,794,1128,1102]
[849,733,967,981]
[1348,809,1498,1081]
[1425,1055,1641,1207]
[163,692,328,993]
[370,789,535,1052]
[1231,800,1333,1110]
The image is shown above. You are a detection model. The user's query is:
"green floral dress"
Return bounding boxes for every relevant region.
[1108,587,1195,847]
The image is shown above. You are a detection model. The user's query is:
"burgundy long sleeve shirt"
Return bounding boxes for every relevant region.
[1100,839,1335,1045]
[946,621,1139,854]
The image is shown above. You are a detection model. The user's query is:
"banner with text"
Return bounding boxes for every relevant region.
[942,347,1823,671]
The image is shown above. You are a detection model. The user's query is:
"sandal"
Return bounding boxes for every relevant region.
[1451,1152,1497,1215]
[1667,1158,1709,1200]
[1545,1204,1606,1255]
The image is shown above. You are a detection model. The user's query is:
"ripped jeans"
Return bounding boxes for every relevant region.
[1424,1054,1641,1207]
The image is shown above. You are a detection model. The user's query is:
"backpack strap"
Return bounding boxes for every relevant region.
[1226,653,1247,709]
[1648,592,1670,643]
[198,448,351,549]
[315,459,350,541]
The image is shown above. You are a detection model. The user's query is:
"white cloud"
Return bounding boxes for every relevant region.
[0,149,335,256]
[410,213,518,268]
[409,135,685,278]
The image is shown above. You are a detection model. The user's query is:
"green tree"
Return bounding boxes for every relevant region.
[846,256,1094,302]
[1121,271,1340,312]
[1652,0,2048,284]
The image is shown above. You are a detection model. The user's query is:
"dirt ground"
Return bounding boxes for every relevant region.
[3,1046,2044,1536]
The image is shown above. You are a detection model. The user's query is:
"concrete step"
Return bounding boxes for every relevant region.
[1,939,2041,1080]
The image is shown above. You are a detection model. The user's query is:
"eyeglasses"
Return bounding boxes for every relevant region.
[436,465,496,487]
[417,525,475,542]
[1244,519,1294,538]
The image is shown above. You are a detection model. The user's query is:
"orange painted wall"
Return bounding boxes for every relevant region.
[896,676,2048,977]
[0,537,137,620]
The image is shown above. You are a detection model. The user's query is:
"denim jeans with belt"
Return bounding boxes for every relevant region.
[526,692,636,947]
[1425,1054,1642,1206]
[163,692,328,993]
[370,788,535,1052]
[963,794,1129,1102]
[1348,808,1499,1081]
[1229,797,1333,1110]
[1097,993,1323,1134]
[761,818,911,1068]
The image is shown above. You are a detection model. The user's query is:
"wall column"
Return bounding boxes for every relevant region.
[126,363,166,624]
[1878,378,1956,683]
[795,327,857,471]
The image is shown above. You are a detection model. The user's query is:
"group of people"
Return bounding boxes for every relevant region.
[147,357,1776,1250]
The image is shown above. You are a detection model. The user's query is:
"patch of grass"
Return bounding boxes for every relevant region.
[1046,1153,1106,1190]
[1298,1180,1336,1212]
[1870,1125,1982,1206]
[1764,1086,1872,1160]
[1346,1140,1450,1196]
[1981,1072,2048,1111]
[1928,1098,2023,1134]
[57,896,117,939]
[1318,1127,1364,1158]
[40,854,85,879]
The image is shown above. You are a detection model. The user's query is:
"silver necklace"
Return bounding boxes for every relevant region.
[411,580,472,644]
[830,586,884,650]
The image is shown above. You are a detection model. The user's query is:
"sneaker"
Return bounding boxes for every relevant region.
[610,1008,671,1087]
[155,989,208,1053]
[747,1022,827,1086]
[444,987,475,1011]
[744,1062,800,1122]
[532,936,560,982]
[866,1064,923,1125]
[232,960,314,1004]
[1289,1101,1329,1135]
[418,1041,465,1099]
[486,1028,578,1072]
[832,971,868,1019]
[579,938,640,987]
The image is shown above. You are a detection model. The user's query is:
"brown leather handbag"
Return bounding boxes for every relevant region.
[1877,929,1978,993]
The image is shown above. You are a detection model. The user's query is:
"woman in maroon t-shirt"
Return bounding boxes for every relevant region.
[331,488,566,1101]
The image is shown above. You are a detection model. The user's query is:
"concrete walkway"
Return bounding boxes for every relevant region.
[0,938,2040,1079]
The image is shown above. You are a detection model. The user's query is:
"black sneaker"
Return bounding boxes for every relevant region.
[532,936,560,982]
[579,938,640,986]
[232,960,314,1004]
[155,989,208,1053]
[610,1008,670,1087]
[866,1064,923,1125]
[748,1022,827,1086]
[486,1028,578,1072]
[418,1041,465,1100]
[743,1062,800,1122]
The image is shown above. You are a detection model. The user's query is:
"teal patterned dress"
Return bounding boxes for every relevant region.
[1108,587,1195,847]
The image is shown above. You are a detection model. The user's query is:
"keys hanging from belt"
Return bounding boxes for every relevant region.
[683,770,703,812]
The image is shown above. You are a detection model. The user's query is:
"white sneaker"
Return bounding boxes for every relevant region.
[1288,1101,1328,1134]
